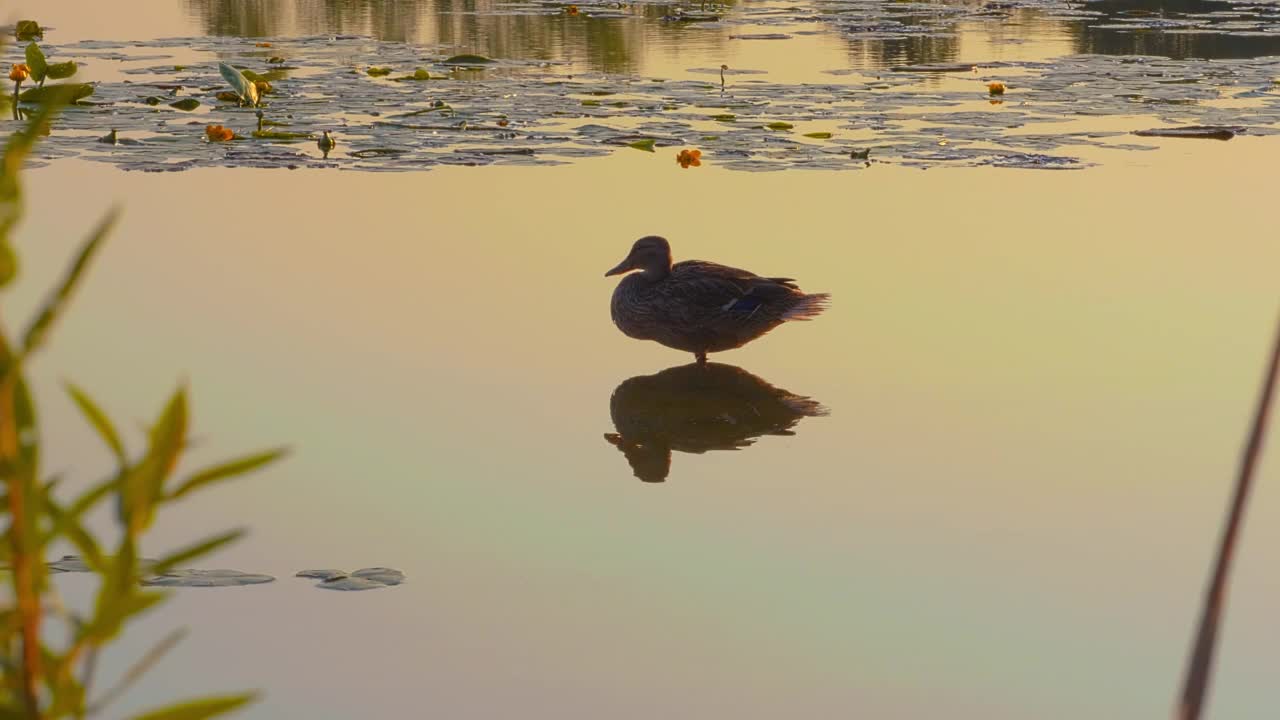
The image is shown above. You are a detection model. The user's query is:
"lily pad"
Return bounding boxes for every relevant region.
[443,54,494,65]
[251,130,312,140]
[766,121,794,131]
[804,132,834,139]
[19,83,95,104]
[25,42,47,83]
[141,569,275,587]
[169,98,200,111]
[1133,125,1243,139]
[307,566,406,591]
[14,20,42,41]
[367,66,393,77]
[317,576,388,591]
[296,569,346,580]
[627,138,657,152]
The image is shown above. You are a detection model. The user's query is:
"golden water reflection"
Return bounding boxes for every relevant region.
[605,363,826,482]
[180,0,1280,75]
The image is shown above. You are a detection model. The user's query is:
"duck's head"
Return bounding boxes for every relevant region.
[605,235,672,278]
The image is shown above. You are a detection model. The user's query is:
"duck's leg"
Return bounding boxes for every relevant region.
[695,351,707,365]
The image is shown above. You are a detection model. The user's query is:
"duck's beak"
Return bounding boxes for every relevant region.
[604,257,633,277]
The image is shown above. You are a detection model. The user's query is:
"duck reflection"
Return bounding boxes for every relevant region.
[604,363,827,483]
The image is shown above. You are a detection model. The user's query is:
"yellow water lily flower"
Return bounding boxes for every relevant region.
[10,64,31,82]
[675,148,702,168]
[205,124,235,142]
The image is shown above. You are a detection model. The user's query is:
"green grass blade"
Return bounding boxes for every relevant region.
[167,448,287,501]
[21,208,119,358]
[64,382,127,465]
[129,694,257,720]
[148,529,245,576]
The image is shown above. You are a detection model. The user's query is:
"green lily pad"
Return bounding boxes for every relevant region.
[443,54,494,65]
[169,98,200,111]
[144,96,163,106]
[803,132,833,139]
[173,65,187,72]
[367,66,393,77]
[711,114,736,121]
[251,130,311,140]
[14,20,42,41]
[766,121,794,131]
[581,99,601,106]
[308,567,406,591]
[267,56,285,64]
[18,83,95,104]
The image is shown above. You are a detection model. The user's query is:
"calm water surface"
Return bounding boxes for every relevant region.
[8,1,1280,718]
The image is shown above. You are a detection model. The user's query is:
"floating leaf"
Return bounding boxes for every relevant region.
[710,114,736,121]
[1133,125,1242,140]
[14,20,42,41]
[366,67,392,77]
[19,83,95,104]
[351,567,406,585]
[766,121,794,131]
[627,138,656,152]
[295,569,345,580]
[267,56,285,64]
[169,98,200,111]
[144,96,162,106]
[250,130,310,141]
[443,54,494,65]
[141,569,274,588]
[803,132,833,139]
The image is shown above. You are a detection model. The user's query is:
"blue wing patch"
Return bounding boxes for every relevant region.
[722,296,763,313]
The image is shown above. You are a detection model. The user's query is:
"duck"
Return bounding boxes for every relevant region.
[605,235,829,363]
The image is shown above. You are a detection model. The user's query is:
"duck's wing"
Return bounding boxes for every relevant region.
[668,261,801,315]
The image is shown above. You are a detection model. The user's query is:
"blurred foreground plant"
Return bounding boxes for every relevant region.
[1,87,286,718]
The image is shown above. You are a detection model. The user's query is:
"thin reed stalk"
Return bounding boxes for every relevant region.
[1177,310,1280,720]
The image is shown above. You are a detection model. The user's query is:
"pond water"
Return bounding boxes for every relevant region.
[6,1,1280,718]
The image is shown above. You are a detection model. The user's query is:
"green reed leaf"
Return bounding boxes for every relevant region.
[121,387,187,533]
[148,529,245,576]
[167,448,287,501]
[64,382,126,465]
[86,629,186,716]
[21,208,118,359]
[129,694,256,720]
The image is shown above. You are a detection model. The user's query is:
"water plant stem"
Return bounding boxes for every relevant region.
[1177,309,1280,720]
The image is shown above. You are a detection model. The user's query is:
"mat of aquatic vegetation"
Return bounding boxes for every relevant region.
[8,31,1280,172]
[48,555,406,590]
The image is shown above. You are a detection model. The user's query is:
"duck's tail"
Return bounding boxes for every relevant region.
[783,292,831,321]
